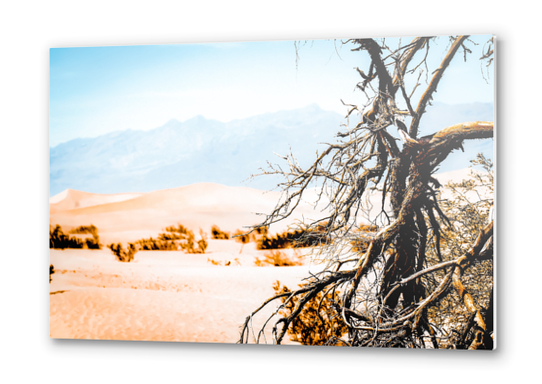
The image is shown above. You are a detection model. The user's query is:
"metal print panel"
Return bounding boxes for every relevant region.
[49,35,495,349]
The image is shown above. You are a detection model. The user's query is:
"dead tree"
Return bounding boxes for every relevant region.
[239,35,494,349]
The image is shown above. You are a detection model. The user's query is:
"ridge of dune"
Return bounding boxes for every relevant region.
[49,169,487,244]
[54,183,283,216]
[51,169,476,216]
[49,182,328,244]
[50,189,70,204]
[50,188,146,213]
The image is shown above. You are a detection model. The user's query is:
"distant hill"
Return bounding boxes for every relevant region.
[50,102,494,196]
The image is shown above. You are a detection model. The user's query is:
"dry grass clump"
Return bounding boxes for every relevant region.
[211,225,230,240]
[50,224,101,249]
[69,224,101,249]
[254,250,303,267]
[256,226,328,250]
[134,224,208,253]
[272,280,348,346]
[207,258,240,266]
[233,226,268,244]
[106,224,208,262]
[107,243,137,262]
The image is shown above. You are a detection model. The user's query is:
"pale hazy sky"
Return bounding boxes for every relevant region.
[50,35,494,147]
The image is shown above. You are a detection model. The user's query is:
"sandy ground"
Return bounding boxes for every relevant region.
[49,173,479,344]
[49,241,315,344]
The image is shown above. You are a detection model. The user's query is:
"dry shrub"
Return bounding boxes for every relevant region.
[254,250,303,267]
[135,224,207,253]
[207,258,240,266]
[50,224,102,249]
[257,226,327,250]
[107,243,137,262]
[233,226,269,244]
[211,225,230,240]
[69,224,101,249]
[233,229,253,244]
[49,224,83,249]
[273,281,348,346]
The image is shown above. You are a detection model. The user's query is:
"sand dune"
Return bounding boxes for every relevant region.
[50,189,144,214]
[50,183,329,244]
[49,171,485,343]
[49,172,481,244]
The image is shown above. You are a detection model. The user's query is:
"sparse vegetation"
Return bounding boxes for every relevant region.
[272,281,349,346]
[50,224,82,249]
[135,224,208,254]
[50,224,101,249]
[207,258,240,266]
[233,226,268,243]
[256,228,324,250]
[254,250,303,267]
[69,224,101,249]
[233,229,252,244]
[107,243,138,262]
[211,225,230,240]
[106,224,208,262]
[423,154,494,349]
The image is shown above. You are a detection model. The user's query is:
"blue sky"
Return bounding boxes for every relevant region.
[50,35,494,147]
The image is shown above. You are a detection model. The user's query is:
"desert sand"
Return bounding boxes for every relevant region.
[49,171,479,344]
[49,183,326,344]
[50,245,314,343]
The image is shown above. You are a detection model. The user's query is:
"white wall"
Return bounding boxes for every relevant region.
[1,1,537,383]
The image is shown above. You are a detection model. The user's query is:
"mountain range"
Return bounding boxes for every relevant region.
[50,102,494,196]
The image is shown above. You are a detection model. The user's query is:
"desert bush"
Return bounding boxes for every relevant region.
[69,224,101,249]
[233,229,252,244]
[254,250,303,267]
[136,237,179,250]
[134,224,207,253]
[211,225,230,240]
[272,281,349,346]
[49,264,55,283]
[422,154,494,348]
[177,229,207,254]
[49,224,84,249]
[233,226,269,244]
[69,224,98,236]
[194,229,208,254]
[50,224,102,249]
[107,242,137,262]
[257,228,325,250]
